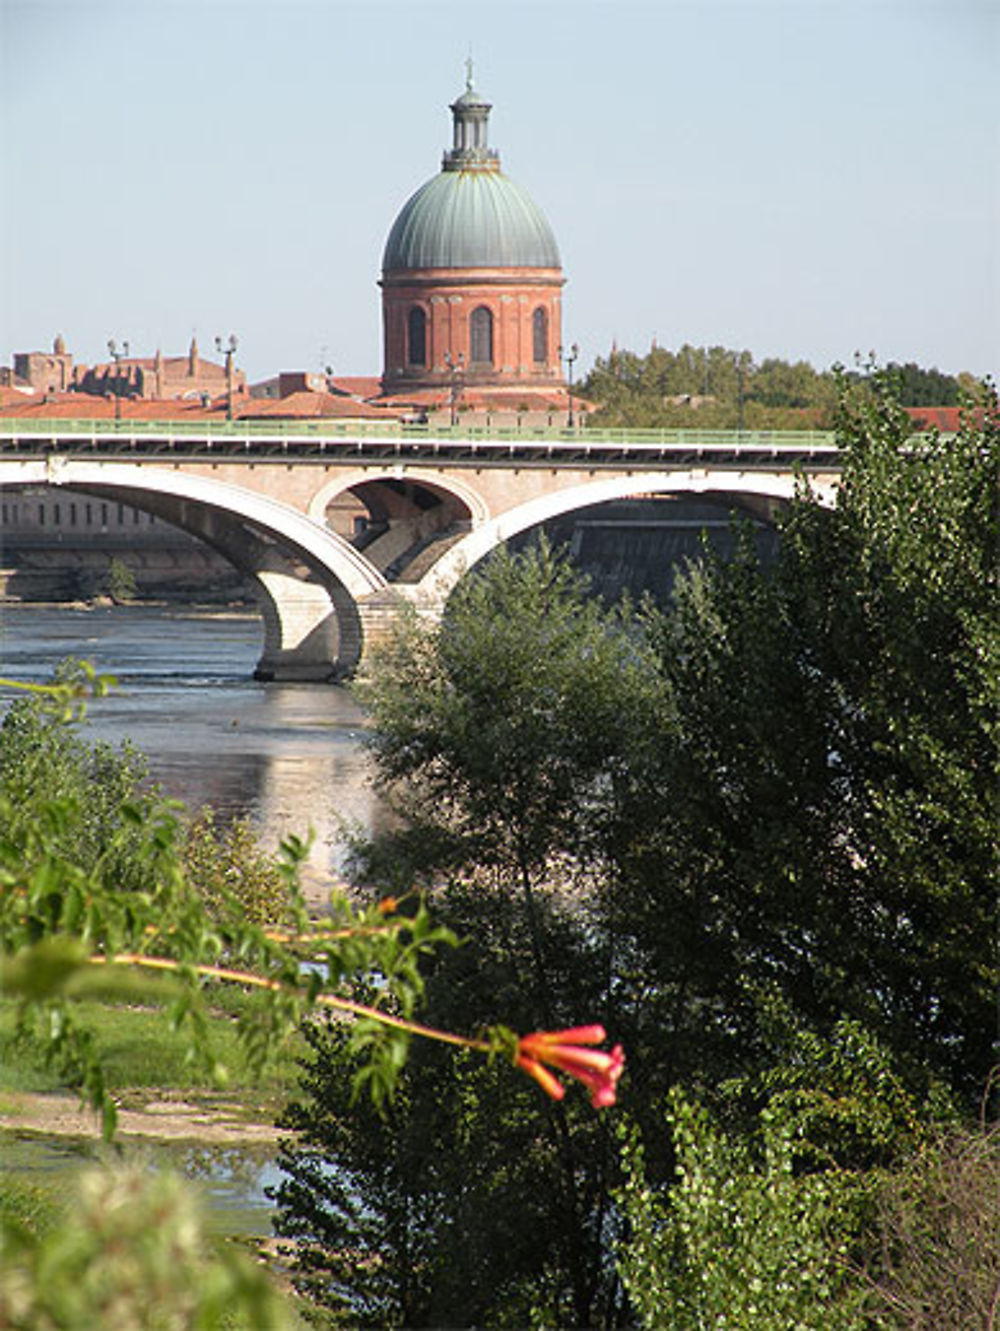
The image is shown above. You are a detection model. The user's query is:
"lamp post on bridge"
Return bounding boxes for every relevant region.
[107,339,129,424]
[560,342,579,430]
[737,361,745,436]
[444,350,464,428]
[215,334,238,421]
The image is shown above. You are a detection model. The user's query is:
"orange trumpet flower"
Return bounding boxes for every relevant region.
[516,1025,624,1108]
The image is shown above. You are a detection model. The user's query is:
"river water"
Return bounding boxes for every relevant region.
[0,601,383,901]
[0,601,384,1234]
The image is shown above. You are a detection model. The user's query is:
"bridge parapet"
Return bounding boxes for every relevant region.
[0,419,845,470]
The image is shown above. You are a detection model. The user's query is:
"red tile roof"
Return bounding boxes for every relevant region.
[234,392,403,421]
[0,390,402,423]
[904,406,970,432]
[329,376,385,400]
[0,394,221,420]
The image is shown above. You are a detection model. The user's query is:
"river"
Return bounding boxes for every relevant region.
[0,601,383,902]
[1,600,384,1235]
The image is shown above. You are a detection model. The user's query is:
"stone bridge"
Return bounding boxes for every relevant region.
[0,420,841,680]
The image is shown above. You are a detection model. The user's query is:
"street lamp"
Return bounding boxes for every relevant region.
[736,358,748,436]
[215,334,238,421]
[560,342,579,429]
[107,339,129,423]
[444,350,464,428]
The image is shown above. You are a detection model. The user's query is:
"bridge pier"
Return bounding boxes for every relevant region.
[252,571,342,682]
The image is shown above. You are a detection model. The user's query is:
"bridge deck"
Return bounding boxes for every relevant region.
[0,420,846,469]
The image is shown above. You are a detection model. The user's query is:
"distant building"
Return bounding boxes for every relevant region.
[75,337,246,402]
[5,336,245,403]
[9,335,74,395]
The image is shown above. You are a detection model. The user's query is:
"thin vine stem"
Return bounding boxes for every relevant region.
[89,952,494,1053]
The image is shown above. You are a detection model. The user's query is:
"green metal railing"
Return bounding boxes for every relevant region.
[0,416,839,449]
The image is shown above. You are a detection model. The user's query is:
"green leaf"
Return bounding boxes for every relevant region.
[0,937,90,1000]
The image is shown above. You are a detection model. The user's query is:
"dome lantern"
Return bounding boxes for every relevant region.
[444,60,499,172]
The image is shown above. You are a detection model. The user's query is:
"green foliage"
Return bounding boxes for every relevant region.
[0,669,156,898]
[616,1020,945,1331]
[0,1160,292,1330]
[274,878,628,1330]
[291,373,1000,1324]
[580,342,972,429]
[618,1091,869,1331]
[0,1174,62,1239]
[884,359,960,406]
[623,375,1000,1102]
[357,539,660,896]
[0,668,457,1138]
[618,1028,997,1331]
[183,808,293,929]
[276,1022,564,1328]
[102,555,138,603]
[278,552,665,1327]
[581,342,841,428]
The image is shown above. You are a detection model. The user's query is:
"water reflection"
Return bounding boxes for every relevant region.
[0,603,382,903]
[0,1133,281,1238]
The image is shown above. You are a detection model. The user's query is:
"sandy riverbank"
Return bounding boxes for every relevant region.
[0,1090,281,1144]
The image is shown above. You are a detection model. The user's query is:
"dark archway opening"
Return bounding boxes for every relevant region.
[503,494,782,605]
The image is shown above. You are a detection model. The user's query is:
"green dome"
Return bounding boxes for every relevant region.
[381,168,561,272]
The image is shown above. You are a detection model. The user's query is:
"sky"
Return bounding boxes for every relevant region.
[2,0,997,384]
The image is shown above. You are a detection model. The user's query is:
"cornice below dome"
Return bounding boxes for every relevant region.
[382,169,561,273]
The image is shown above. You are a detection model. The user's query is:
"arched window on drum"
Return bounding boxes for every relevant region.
[407,307,427,367]
[469,306,494,366]
[532,307,548,365]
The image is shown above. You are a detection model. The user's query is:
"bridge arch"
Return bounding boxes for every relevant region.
[413,469,836,604]
[307,466,490,528]
[306,466,490,585]
[2,459,389,680]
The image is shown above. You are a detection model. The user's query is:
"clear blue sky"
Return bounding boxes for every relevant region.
[2,0,997,384]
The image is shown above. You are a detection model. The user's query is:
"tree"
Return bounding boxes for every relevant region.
[619,375,999,1104]
[0,669,160,900]
[356,541,661,1020]
[277,375,998,1323]
[102,555,138,603]
[1,664,626,1323]
[275,546,652,1328]
[581,342,840,428]
[884,360,959,406]
[616,1020,940,1331]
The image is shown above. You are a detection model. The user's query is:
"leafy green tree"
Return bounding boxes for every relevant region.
[885,360,959,406]
[277,375,998,1324]
[102,555,138,603]
[2,666,623,1325]
[183,807,293,928]
[582,342,840,428]
[356,541,661,1022]
[616,1021,937,1331]
[0,667,156,899]
[620,375,999,1104]
[275,547,653,1328]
